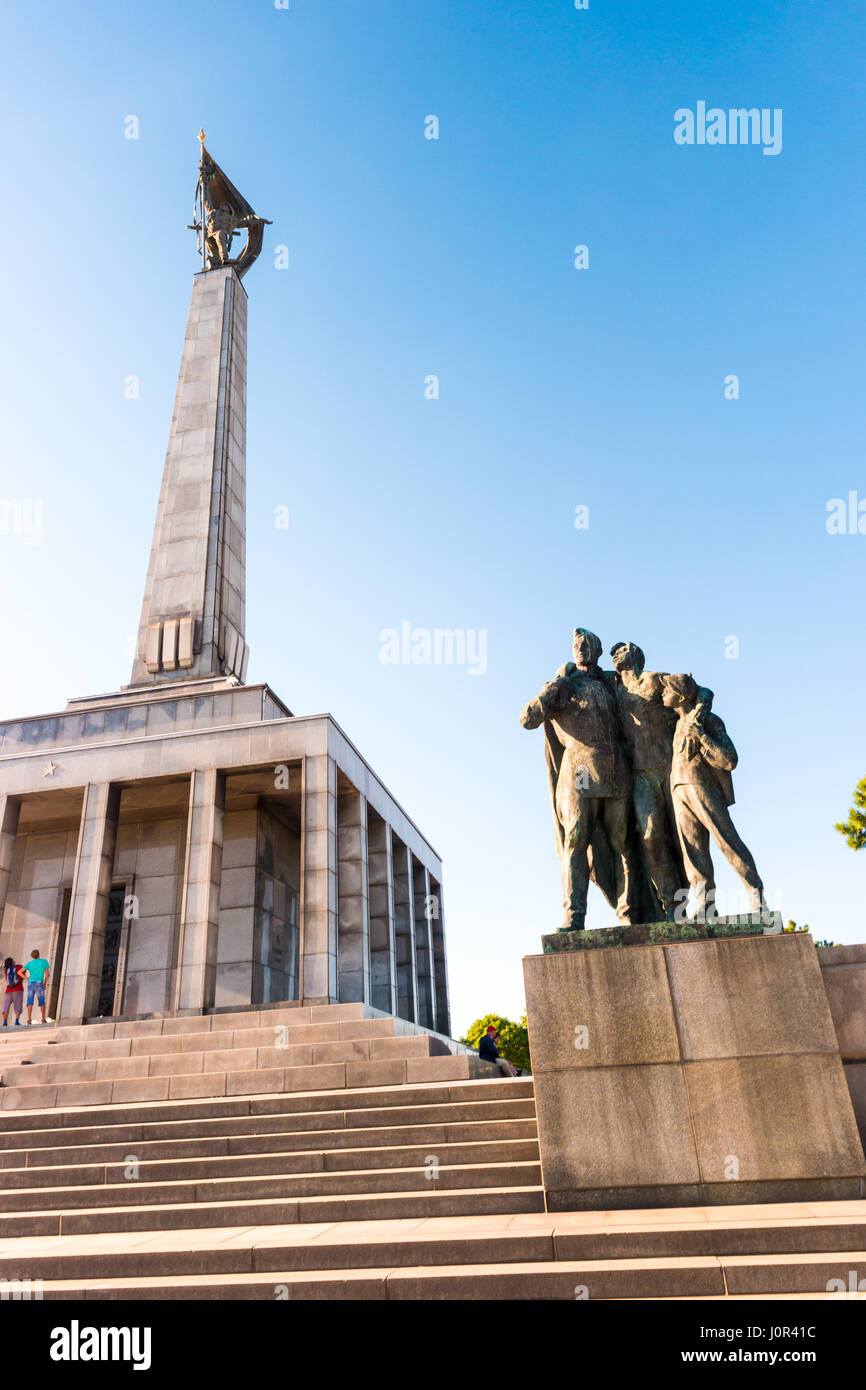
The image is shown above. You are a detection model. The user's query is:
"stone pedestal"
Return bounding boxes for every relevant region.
[524,931,866,1210]
[818,943,866,1150]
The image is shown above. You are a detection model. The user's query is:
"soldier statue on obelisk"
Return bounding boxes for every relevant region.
[189,129,272,277]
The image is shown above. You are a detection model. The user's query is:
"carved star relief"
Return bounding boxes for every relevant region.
[42,761,59,777]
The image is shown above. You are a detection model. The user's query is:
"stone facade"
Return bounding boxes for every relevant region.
[0,681,449,1029]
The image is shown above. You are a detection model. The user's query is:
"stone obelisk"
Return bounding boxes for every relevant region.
[129,266,248,685]
[129,134,269,687]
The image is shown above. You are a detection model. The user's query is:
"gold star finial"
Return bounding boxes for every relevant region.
[198,128,207,150]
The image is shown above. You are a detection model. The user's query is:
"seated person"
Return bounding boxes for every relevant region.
[478,1025,519,1077]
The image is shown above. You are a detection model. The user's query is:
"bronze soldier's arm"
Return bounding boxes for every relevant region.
[697,714,738,771]
[520,676,570,730]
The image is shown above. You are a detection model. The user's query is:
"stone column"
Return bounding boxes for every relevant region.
[130,266,249,685]
[175,768,225,1012]
[58,783,121,1023]
[368,815,397,1015]
[392,838,418,1023]
[0,795,20,936]
[429,875,451,1037]
[337,786,371,1003]
[300,754,338,1003]
[413,859,436,1030]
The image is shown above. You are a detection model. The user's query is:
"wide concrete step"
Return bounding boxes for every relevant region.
[0,1137,540,1189]
[0,1216,556,1281]
[0,1037,55,1060]
[0,1052,41,1073]
[0,1184,545,1237]
[27,1016,439,1069]
[49,1003,462,1050]
[0,1116,538,1170]
[4,1208,865,1285]
[1,1053,498,1108]
[52,1002,374,1042]
[0,1023,56,1042]
[3,1033,451,1086]
[0,1078,534,1138]
[642,1293,839,1301]
[0,1102,538,1158]
[1,1004,490,1105]
[20,1249,866,1299]
[0,1158,543,1213]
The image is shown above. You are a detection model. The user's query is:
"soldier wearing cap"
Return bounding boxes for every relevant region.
[661,673,765,920]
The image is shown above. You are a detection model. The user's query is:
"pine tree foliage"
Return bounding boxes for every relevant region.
[835,777,866,851]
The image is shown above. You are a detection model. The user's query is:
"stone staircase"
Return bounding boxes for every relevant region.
[0,1004,864,1299]
[0,1023,58,1113]
[0,1077,541,1235]
[0,1003,495,1111]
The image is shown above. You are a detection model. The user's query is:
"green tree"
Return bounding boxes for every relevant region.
[835,777,866,851]
[461,1013,531,1072]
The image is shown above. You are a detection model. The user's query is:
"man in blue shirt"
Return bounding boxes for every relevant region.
[24,950,50,1025]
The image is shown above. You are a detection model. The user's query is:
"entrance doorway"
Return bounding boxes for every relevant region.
[48,888,71,1021]
[95,885,127,1017]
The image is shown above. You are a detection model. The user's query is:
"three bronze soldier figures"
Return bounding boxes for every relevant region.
[520,629,766,932]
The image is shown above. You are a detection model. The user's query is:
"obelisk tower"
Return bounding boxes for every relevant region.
[129,134,270,687]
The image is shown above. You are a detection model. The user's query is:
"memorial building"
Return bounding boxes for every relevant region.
[0,141,449,1031]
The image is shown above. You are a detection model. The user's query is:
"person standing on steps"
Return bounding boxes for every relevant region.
[2,958,25,1026]
[24,949,50,1026]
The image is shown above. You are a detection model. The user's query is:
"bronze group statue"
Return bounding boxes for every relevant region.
[521,628,765,931]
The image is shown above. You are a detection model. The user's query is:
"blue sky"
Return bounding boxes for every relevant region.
[1,0,865,1033]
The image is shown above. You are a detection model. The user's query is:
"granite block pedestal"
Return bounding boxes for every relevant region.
[524,930,866,1211]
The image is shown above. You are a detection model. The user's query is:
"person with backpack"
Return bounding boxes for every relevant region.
[24,950,50,1025]
[2,958,25,1026]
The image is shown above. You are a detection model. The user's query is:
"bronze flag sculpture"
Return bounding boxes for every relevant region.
[189,129,271,278]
